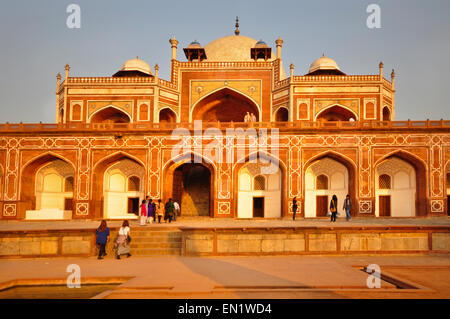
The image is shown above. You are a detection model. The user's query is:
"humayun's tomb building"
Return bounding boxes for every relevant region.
[0,21,449,221]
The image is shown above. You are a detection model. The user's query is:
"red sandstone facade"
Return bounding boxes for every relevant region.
[0,30,449,220]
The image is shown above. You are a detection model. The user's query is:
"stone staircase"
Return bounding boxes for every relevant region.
[129,228,182,256]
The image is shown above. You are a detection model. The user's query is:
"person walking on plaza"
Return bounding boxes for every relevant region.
[152,200,157,222]
[115,220,131,259]
[139,199,147,226]
[173,200,180,221]
[343,194,352,221]
[292,197,298,221]
[330,195,338,223]
[165,198,175,223]
[95,220,110,260]
[147,198,154,224]
[156,199,164,223]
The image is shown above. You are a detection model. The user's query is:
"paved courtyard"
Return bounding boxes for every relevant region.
[0,216,448,231]
[0,254,449,299]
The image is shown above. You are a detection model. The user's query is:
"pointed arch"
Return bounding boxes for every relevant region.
[88,105,132,124]
[274,106,289,122]
[374,150,428,216]
[190,87,261,122]
[303,151,357,217]
[315,104,359,121]
[159,107,178,123]
[233,151,287,218]
[19,153,75,216]
[92,152,146,218]
[163,152,216,217]
[382,106,391,121]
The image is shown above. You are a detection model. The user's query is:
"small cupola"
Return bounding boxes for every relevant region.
[251,39,272,61]
[183,40,207,62]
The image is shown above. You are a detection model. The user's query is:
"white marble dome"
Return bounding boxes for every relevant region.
[308,54,342,74]
[119,57,152,75]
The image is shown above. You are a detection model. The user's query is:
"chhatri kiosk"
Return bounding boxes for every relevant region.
[0,20,449,221]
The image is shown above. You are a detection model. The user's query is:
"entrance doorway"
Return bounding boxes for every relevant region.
[64,198,73,211]
[316,195,328,217]
[172,163,211,216]
[253,197,264,217]
[379,195,391,217]
[447,196,450,216]
[127,197,140,216]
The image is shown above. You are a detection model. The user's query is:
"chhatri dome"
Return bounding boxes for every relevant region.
[306,54,346,76]
[203,18,286,78]
[113,57,153,77]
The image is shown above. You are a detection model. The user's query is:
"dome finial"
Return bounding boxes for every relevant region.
[235,16,240,35]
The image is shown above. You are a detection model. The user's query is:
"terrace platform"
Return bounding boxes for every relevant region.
[0,217,449,258]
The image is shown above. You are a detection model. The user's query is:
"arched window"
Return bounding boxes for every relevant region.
[382,107,391,121]
[379,174,391,189]
[253,175,266,191]
[316,175,328,190]
[159,108,177,123]
[128,176,140,192]
[64,176,74,192]
[275,108,289,122]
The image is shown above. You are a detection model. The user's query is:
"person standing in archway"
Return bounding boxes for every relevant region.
[147,198,154,224]
[251,113,257,122]
[156,199,163,223]
[292,197,298,221]
[165,198,175,223]
[330,195,338,223]
[343,194,352,221]
[173,200,180,221]
[244,112,250,122]
[139,199,147,226]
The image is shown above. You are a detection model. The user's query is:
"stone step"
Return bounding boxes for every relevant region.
[130,242,182,249]
[131,248,181,256]
[131,236,181,243]
[130,231,182,237]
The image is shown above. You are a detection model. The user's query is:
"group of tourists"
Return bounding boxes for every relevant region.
[244,112,257,122]
[95,194,353,260]
[139,197,180,226]
[292,194,353,222]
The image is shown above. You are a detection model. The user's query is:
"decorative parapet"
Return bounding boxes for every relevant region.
[67,77,156,84]
[292,75,382,83]
[176,61,273,69]
[0,120,448,133]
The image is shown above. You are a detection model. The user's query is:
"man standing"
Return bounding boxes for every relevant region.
[244,112,250,122]
[165,198,175,223]
[251,113,257,122]
[173,200,180,221]
[147,198,154,223]
[343,194,352,221]
[292,197,298,221]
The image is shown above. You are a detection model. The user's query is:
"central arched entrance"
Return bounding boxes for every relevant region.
[164,154,215,217]
[192,88,260,122]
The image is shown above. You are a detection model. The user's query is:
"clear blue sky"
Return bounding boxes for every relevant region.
[0,0,449,122]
